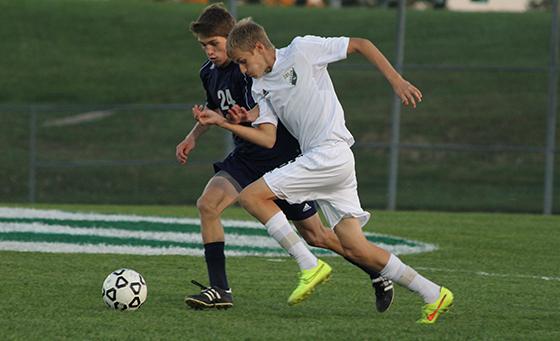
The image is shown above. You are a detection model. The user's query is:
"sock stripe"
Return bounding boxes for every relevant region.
[399,266,418,286]
[278,231,302,250]
[265,211,317,270]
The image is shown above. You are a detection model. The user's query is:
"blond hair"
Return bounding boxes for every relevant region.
[226,18,274,57]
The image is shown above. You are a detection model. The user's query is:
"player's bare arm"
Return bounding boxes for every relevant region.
[194,105,277,148]
[176,119,210,165]
[347,37,422,108]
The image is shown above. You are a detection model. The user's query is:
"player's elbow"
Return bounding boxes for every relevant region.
[261,132,277,149]
[348,37,372,54]
[254,124,277,148]
[262,138,276,149]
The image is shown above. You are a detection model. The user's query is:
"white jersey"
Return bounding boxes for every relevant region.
[252,36,355,153]
[252,36,370,228]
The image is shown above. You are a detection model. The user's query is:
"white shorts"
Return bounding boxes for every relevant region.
[263,142,370,228]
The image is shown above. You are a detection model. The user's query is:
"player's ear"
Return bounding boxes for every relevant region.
[255,42,265,54]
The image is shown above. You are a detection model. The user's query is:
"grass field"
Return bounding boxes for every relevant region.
[1,204,559,340]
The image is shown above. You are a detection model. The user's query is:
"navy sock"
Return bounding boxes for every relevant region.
[344,256,381,280]
[204,242,229,290]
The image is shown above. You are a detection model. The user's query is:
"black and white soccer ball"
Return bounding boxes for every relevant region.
[102,268,147,311]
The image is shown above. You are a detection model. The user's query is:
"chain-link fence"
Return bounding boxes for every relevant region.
[0,98,557,213]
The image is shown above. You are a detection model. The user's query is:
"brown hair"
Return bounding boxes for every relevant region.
[189,3,235,38]
[226,18,274,56]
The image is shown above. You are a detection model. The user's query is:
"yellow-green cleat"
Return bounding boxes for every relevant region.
[417,287,454,324]
[287,259,332,306]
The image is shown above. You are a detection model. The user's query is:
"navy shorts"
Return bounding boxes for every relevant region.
[213,154,317,221]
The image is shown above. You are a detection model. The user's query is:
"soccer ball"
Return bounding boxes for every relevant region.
[102,268,147,311]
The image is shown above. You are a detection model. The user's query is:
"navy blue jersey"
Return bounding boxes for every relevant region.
[200,60,301,168]
[199,60,317,221]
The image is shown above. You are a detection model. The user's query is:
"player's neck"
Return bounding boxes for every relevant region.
[216,59,232,68]
[264,49,276,74]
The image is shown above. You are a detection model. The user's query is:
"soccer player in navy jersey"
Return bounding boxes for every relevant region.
[176,4,393,311]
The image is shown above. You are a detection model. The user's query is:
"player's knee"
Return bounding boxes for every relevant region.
[196,195,220,218]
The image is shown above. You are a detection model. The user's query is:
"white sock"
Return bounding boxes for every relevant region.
[380,254,441,304]
[265,211,317,270]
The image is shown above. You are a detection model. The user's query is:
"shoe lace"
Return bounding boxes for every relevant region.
[372,276,393,292]
[191,279,208,290]
[190,280,224,301]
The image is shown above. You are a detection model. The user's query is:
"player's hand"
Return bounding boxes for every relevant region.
[176,136,196,165]
[393,78,422,108]
[226,105,252,124]
[193,105,226,126]
[192,104,205,121]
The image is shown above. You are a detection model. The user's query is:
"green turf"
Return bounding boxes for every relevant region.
[0,0,558,213]
[0,204,559,340]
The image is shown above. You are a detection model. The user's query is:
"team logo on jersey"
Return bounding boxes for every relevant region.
[263,89,269,97]
[282,67,297,85]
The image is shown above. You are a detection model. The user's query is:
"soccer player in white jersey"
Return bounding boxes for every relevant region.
[194,18,454,324]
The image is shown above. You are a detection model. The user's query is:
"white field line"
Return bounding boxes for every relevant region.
[0,207,264,228]
[0,222,280,248]
[0,222,433,255]
[415,267,560,282]
[259,262,560,283]
[379,243,437,255]
[0,207,437,255]
[0,207,437,246]
[0,241,286,257]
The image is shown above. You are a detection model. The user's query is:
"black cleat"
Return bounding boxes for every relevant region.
[372,276,394,313]
[185,280,233,310]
